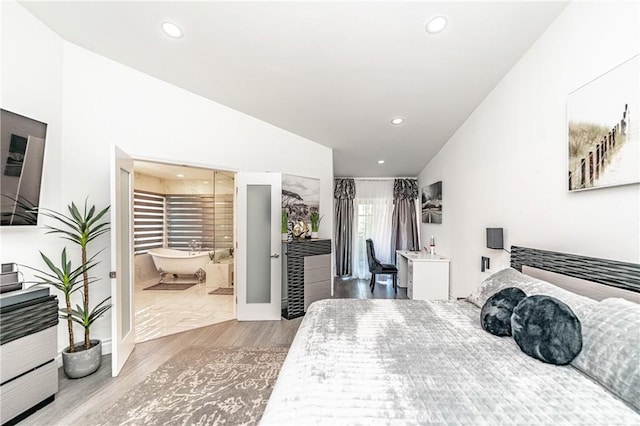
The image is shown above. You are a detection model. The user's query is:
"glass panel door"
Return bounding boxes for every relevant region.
[246,185,271,304]
[236,173,281,320]
[110,145,135,376]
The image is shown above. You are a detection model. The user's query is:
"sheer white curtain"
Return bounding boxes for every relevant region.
[351,179,395,279]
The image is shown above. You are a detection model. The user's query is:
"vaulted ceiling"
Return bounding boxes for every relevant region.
[21,1,567,177]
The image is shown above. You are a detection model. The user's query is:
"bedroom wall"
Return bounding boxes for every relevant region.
[418,1,640,298]
[0,1,67,351]
[1,1,334,354]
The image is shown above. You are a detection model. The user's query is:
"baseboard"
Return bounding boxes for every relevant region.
[55,338,112,367]
[102,338,112,355]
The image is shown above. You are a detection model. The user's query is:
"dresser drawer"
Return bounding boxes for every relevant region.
[304,280,331,310]
[0,326,57,383]
[304,254,331,270]
[304,267,331,284]
[1,360,57,424]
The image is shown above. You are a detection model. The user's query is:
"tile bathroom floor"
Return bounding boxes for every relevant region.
[134,275,235,343]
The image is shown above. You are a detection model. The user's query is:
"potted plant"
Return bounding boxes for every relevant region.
[36,200,111,378]
[282,209,289,241]
[309,211,323,239]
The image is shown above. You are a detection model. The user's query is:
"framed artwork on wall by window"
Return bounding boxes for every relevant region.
[421,181,442,224]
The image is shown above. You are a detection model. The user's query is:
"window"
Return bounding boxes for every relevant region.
[133,190,164,254]
[165,194,234,251]
[166,194,215,251]
[351,180,394,279]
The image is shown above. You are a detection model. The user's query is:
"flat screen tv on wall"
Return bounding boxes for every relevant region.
[0,109,47,226]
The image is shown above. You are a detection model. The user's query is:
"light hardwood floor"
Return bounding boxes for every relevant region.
[20,278,401,425]
[21,319,303,426]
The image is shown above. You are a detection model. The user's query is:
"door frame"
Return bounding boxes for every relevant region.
[112,155,240,366]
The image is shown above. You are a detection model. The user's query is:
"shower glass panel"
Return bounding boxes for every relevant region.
[213,171,234,251]
[246,184,271,304]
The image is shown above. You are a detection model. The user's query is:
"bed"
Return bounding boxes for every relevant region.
[261,246,640,425]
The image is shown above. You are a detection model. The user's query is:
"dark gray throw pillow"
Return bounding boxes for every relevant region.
[481,287,527,336]
[511,295,582,365]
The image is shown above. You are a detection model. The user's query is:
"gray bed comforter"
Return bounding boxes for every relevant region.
[260,299,639,425]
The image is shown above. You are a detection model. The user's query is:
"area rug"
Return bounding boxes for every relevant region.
[209,287,234,295]
[143,282,196,291]
[94,347,288,426]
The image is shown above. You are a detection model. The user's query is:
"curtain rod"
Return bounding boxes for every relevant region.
[334,177,417,180]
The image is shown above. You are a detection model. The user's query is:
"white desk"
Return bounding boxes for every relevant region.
[396,250,450,300]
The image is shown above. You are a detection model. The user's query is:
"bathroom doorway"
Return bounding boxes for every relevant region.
[131,160,236,343]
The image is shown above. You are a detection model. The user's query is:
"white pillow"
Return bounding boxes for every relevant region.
[571,298,640,411]
[467,267,596,320]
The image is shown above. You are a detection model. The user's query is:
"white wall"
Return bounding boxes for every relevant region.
[0,1,69,350]
[2,2,334,353]
[419,1,640,298]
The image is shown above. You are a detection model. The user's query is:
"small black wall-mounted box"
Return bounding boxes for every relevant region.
[486,228,504,249]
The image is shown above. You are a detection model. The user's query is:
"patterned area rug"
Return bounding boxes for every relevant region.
[209,287,234,295]
[143,282,196,291]
[94,347,288,426]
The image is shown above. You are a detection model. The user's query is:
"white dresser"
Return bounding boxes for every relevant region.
[396,250,450,300]
[1,286,58,425]
[282,239,332,319]
[303,254,332,310]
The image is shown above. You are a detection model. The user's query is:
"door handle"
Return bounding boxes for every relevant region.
[270,253,280,259]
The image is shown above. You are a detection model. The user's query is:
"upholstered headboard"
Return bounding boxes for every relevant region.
[510,246,640,295]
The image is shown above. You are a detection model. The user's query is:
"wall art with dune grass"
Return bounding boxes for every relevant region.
[567,54,639,191]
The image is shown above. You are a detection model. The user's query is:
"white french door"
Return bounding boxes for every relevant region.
[110,145,135,376]
[235,172,282,321]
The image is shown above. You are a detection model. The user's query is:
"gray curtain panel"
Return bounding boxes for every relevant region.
[334,179,355,276]
[391,179,420,259]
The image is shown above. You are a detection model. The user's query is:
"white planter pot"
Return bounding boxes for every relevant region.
[311,232,319,239]
[282,233,288,242]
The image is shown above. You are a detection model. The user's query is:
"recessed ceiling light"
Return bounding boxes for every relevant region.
[161,21,183,39]
[203,181,209,184]
[177,173,185,178]
[426,16,448,34]
[378,160,385,164]
[391,117,405,125]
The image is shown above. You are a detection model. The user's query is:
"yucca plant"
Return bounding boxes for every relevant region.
[309,211,323,232]
[282,209,288,233]
[28,248,100,352]
[38,199,111,350]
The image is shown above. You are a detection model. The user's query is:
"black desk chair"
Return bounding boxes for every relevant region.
[366,238,398,294]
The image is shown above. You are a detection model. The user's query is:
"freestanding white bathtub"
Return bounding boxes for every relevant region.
[147,248,210,281]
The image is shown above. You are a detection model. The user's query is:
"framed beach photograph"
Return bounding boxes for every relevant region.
[567,54,639,191]
[421,181,442,224]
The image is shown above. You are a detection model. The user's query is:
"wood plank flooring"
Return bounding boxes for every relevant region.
[333,277,408,300]
[19,277,402,425]
[20,319,303,426]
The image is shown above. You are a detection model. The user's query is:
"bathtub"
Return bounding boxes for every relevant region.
[147,248,210,280]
